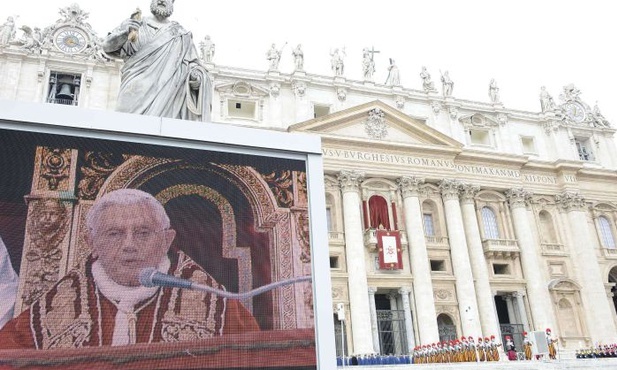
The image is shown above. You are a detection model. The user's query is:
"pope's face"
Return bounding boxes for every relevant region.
[87,202,175,286]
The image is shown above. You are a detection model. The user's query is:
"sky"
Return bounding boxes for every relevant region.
[3,0,616,123]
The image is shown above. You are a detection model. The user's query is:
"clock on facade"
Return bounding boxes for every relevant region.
[563,102,586,123]
[54,27,88,54]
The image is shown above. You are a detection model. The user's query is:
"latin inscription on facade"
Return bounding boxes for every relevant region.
[323,148,576,184]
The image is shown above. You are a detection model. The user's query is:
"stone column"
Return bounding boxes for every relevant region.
[506,188,553,331]
[460,183,501,337]
[338,170,374,354]
[399,287,416,351]
[439,179,482,337]
[397,176,439,343]
[368,287,380,353]
[556,191,617,343]
[504,295,516,324]
[513,291,530,331]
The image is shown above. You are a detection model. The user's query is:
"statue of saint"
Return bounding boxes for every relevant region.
[292,44,304,71]
[0,17,15,46]
[385,58,400,86]
[420,66,436,92]
[489,78,500,103]
[362,48,375,81]
[330,48,345,76]
[441,70,454,97]
[266,43,284,70]
[539,86,555,112]
[199,35,215,63]
[102,0,211,122]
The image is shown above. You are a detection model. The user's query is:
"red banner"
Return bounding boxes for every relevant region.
[377,230,402,270]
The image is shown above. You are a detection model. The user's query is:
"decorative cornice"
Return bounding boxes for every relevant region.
[555,191,587,212]
[397,176,425,198]
[506,188,533,209]
[438,179,461,201]
[337,170,364,193]
[459,183,480,203]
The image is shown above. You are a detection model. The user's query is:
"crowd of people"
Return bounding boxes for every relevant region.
[576,344,617,359]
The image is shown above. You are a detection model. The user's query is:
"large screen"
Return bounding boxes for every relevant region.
[0,102,332,369]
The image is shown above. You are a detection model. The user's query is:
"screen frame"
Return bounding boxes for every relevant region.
[0,99,335,369]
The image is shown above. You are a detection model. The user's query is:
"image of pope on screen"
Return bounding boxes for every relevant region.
[0,189,260,348]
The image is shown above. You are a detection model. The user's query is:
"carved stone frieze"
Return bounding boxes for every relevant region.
[555,191,587,212]
[431,101,442,114]
[543,120,562,134]
[448,106,458,120]
[336,87,347,102]
[439,179,461,200]
[22,199,70,305]
[38,148,72,191]
[262,170,295,208]
[337,170,364,193]
[294,211,311,263]
[269,82,280,98]
[434,289,453,301]
[78,151,127,200]
[397,176,425,198]
[292,80,306,98]
[506,188,533,209]
[395,96,405,110]
[364,108,388,140]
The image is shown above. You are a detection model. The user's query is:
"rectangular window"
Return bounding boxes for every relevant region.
[313,104,330,118]
[520,136,537,155]
[493,263,510,275]
[430,260,446,272]
[329,256,339,269]
[423,213,435,236]
[228,99,256,119]
[575,138,594,161]
[469,129,491,146]
[47,71,81,106]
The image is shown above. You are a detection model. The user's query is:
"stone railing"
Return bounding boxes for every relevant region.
[425,235,450,250]
[482,238,519,259]
[328,231,345,245]
[541,242,567,255]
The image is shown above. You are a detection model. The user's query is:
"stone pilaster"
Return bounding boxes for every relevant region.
[555,191,617,343]
[368,287,380,353]
[438,179,482,337]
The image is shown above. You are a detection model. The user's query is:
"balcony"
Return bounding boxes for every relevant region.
[541,242,567,256]
[482,238,519,259]
[425,235,450,250]
[363,229,407,252]
[328,231,345,246]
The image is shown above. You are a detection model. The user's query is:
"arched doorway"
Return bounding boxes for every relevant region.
[437,313,457,343]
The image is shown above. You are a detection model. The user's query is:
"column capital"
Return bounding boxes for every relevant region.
[438,179,461,201]
[398,287,412,296]
[368,286,378,295]
[460,183,480,203]
[397,176,425,198]
[555,191,587,212]
[512,291,525,298]
[506,188,533,209]
[338,170,364,193]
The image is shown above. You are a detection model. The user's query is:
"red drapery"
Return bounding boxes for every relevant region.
[368,195,390,230]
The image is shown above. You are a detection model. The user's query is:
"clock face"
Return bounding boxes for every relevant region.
[54,27,88,54]
[563,102,586,123]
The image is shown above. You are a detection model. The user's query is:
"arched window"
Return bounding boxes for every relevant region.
[437,314,457,342]
[539,210,557,243]
[599,216,616,249]
[368,195,390,229]
[481,207,500,239]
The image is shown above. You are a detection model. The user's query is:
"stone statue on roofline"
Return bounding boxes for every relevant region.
[199,35,215,63]
[102,0,211,122]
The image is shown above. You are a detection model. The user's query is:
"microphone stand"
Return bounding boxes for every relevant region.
[190,275,312,300]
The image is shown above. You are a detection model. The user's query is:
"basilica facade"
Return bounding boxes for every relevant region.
[1,4,617,359]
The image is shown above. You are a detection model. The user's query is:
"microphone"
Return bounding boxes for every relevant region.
[139,267,311,300]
